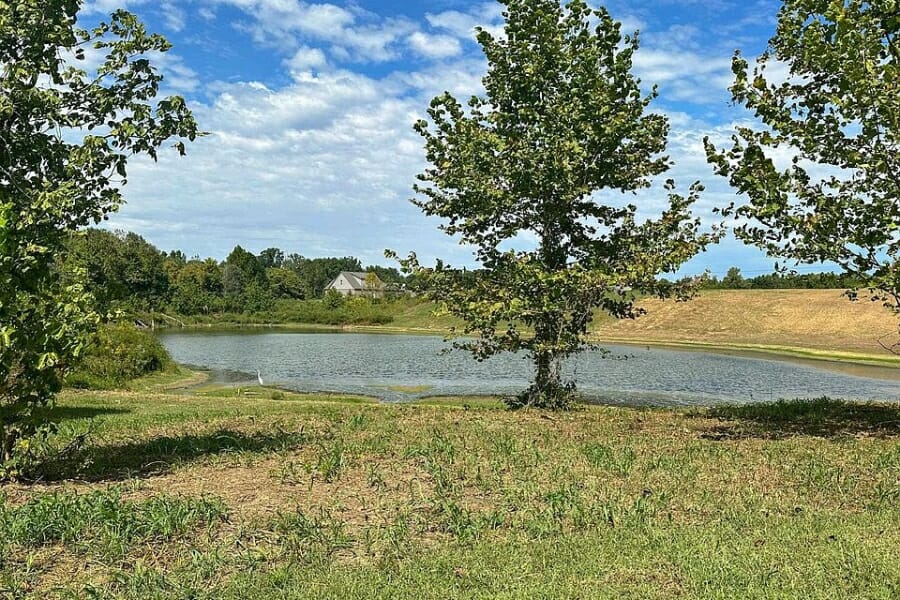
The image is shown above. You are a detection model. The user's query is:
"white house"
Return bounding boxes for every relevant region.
[325,271,384,297]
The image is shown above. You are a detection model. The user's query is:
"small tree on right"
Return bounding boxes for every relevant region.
[705,1,899,319]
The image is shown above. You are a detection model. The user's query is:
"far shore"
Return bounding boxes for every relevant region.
[155,322,900,382]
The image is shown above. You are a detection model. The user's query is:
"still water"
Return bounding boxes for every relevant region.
[158,331,900,406]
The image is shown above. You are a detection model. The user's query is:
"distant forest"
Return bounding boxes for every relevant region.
[698,266,863,291]
[60,229,864,317]
[60,229,407,315]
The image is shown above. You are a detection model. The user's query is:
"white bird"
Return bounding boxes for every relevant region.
[257,369,264,386]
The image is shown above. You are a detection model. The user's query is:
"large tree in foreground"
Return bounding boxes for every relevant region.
[0,0,198,474]
[393,0,720,409]
[705,1,899,328]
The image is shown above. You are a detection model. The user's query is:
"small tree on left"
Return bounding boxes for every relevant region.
[0,1,199,476]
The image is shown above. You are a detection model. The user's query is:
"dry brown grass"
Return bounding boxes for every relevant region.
[595,289,898,356]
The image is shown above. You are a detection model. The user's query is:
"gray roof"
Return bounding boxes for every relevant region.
[328,271,383,290]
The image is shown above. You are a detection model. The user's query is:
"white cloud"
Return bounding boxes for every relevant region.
[407,32,463,59]
[149,51,200,94]
[161,1,186,32]
[198,6,217,21]
[214,0,415,62]
[109,61,487,264]
[426,3,505,40]
[285,46,329,76]
[81,0,149,14]
[632,48,734,104]
[99,0,786,276]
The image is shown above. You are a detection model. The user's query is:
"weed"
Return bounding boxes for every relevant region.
[431,499,483,540]
[365,464,386,490]
[580,442,636,476]
[314,439,347,482]
[0,489,227,561]
[271,508,353,564]
[346,413,370,431]
[491,431,518,459]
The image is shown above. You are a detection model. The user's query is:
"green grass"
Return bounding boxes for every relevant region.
[2,381,898,598]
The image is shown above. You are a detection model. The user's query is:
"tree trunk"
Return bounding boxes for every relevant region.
[516,230,574,409]
[532,351,562,399]
[1,425,16,464]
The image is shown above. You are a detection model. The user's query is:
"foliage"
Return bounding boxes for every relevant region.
[66,324,174,390]
[705,0,900,313]
[366,264,406,285]
[57,229,408,315]
[285,255,364,299]
[170,258,225,314]
[258,247,285,269]
[722,267,749,289]
[323,288,345,310]
[267,267,305,299]
[701,268,864,290]
[395,0,720,408]
[270,297,395,325]
[61,229,169,312]
[0,1,199,475]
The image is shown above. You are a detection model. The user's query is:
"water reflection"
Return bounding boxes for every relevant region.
[159,332,900,406]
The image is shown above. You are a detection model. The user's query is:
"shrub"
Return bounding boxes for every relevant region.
[269,297,395,326]
[66,324,174,390]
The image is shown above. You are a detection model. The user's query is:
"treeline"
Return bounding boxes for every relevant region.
[60,229,406,315]
[700,267,864,290]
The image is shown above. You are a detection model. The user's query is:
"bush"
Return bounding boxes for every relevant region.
[268,297,395,326]
[66,324,174,390]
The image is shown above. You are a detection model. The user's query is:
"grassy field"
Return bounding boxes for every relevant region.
[1,375,898,599]
[593,290,899,359]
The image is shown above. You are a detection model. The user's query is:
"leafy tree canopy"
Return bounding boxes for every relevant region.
[61,229,168,313]
[705,0,899,314]
[0,0,199,474]
[394,0,720,409]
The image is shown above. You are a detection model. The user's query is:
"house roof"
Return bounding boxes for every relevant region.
[328,271,383,290]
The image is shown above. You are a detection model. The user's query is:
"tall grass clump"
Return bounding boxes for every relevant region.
[0,488,227,560]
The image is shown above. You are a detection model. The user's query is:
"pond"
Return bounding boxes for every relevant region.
[158,331,900,406]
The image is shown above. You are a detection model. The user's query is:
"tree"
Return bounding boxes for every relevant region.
[364,271,382,297]
[722,267,748,289]
[225,246,266,285]
[394,0,719,409]
[0,1,198,474]
[291,256,363,298]
[61,229,169,312]
[267,267,305,299]
[258,247,285,269]
[705,0,899,316]
[222,246,274,313]
[365,265,406,285]
[170,259,223,315]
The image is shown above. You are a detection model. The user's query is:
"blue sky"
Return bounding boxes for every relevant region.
[80,0,810,277]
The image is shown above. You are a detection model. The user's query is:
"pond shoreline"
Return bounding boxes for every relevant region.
[157,331,900,404]
[154,321,900,376]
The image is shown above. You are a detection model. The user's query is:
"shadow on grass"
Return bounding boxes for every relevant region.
[40,428,308,482]
[696,397,900,440]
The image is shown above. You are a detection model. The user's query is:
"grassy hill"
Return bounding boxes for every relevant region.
[593,289,898,359]
[379,290,898,362]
